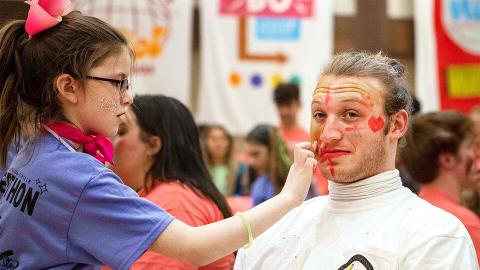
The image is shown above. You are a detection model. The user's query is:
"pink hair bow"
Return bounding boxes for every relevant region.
[25,0,71,36]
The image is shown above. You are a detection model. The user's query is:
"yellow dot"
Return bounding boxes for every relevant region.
[230,72,242,87]
[271,73,284,88]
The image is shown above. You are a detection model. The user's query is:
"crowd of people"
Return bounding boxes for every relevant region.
[0,2,479,270]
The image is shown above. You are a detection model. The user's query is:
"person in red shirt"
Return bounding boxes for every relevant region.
[401,111,480,262]
[273,83,328,195]
[112,95,234,269]
[461,107,480,216]
[273,83,309,156]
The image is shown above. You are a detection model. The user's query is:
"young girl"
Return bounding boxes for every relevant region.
[0,4,316,269]
[245,125,292,206]
[200,124,238,196]
[112,95,234,269]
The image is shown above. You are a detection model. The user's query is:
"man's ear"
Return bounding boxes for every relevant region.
[438,152,456,170]
[55,74,80,104]
[146,135,162,157]
[389,109,409,141]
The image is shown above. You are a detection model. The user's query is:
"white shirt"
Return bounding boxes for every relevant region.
[235,170,479,270]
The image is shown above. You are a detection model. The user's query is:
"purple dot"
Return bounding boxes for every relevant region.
[251,74,263,87]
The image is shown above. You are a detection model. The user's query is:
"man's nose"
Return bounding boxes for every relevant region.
[320,117,343,143]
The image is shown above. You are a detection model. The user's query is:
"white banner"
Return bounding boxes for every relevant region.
[72,0,193,105]
[197,0,334,135]
[414,0,440,112]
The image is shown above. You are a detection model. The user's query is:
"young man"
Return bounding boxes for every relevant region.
[234,52,478,269]
[273,83,310,155]
[401,111,480,263]
[273,83,328,195]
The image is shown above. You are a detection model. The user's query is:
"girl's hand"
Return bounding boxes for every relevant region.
[279,142,317,206]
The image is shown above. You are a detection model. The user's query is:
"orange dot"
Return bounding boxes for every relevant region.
[230,72,242,87]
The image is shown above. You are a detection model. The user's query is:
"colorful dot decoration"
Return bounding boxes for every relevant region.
[251,73,262,87]
[229,72,241,87]
[271,73,284,88]
[289,75,301,86]
[228,72,301,89]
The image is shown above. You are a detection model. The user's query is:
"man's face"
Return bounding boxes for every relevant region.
[276,100,300,127]
[310,75,391,183]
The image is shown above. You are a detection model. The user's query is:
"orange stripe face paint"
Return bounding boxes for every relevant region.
[310,123,324,160]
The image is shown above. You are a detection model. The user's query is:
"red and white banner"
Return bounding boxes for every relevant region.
[72,0,193,105]
[197,0,334,135]
[415,0,480,113]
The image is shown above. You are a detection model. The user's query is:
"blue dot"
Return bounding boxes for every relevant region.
[251,74,263,87]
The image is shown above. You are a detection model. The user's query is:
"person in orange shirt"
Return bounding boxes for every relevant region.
[273,83,328,195]
[461,107,480,216]
[273,83,309,155]
[401,111,480,262]
[112,95,234,269]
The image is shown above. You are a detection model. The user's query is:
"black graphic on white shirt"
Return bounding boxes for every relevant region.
[338,254,374,270]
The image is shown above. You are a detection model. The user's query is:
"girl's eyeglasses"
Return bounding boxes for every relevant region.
[86,75,129,94]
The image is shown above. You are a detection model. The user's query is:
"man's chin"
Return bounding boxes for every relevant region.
[320,168,363,184]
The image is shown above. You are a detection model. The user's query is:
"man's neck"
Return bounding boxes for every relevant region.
[424,174,461,202]
[328,169,401,202]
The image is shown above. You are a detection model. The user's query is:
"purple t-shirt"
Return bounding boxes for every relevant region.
[251,176,275,207]
[0,142,20,178]
[0,133,174,269]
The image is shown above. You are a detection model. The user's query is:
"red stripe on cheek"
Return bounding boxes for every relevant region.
[345,124,362,132]
[328,158,335,176]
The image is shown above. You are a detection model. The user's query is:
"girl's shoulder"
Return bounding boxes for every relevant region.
[13,133,118,190]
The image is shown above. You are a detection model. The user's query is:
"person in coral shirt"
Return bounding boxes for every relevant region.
[402,111,480,263]
[112,95,235,269]
[136,181,234,269]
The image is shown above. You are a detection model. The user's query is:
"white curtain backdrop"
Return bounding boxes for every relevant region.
[197,0,334,135]
[72,0,193,105]
[413,0,440,112]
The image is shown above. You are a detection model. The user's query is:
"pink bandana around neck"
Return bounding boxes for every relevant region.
[45,122,114,165]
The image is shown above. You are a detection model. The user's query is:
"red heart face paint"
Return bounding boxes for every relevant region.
[368,116,385,133]
[310,75,390,182]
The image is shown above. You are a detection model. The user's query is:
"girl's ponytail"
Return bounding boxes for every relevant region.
[0,20,28,169]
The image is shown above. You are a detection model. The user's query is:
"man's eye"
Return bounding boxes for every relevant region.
[344,111,359,119]
[313,112,326,120]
